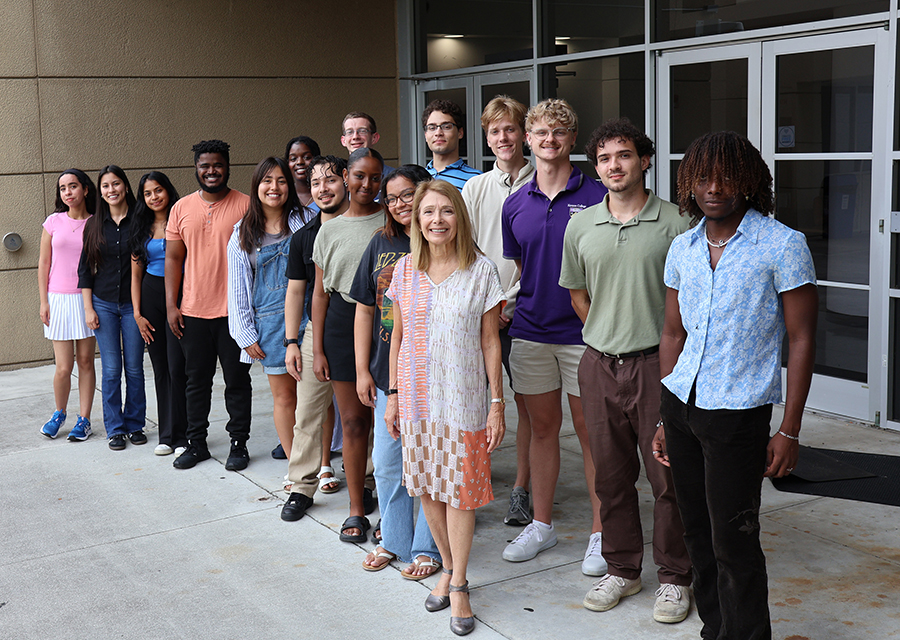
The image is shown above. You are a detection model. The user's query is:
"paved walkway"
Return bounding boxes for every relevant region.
[1,361,899,639]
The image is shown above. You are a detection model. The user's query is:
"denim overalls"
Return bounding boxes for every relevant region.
[253,235,305,374]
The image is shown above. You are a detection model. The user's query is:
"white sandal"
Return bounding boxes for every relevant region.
[283,475,292,494]
[317,466,341,494]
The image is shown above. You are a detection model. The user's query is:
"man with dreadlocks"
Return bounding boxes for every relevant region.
[652,131,817,639]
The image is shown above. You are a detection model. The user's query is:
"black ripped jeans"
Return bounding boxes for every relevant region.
[660,385,773,640]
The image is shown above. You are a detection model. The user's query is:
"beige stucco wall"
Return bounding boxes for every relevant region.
[1,0,398,367]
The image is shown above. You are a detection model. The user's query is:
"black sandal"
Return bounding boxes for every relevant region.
[371,518,382,544]
[339,515,370,543]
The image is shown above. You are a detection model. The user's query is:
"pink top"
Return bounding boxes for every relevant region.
[43,211,90,294]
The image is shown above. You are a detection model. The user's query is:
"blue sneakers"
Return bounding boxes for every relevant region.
[41,410,66,438]
[67,416,92,441]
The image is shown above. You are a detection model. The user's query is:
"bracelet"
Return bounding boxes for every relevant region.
[777,430,799,441]
[386,388,399,396]
[491,398,505,405]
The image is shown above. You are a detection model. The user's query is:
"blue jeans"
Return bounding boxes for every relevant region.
[92,296,146,437]
[373,389,439,563]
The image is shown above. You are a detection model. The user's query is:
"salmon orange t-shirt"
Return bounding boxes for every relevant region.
[166,189,250,319]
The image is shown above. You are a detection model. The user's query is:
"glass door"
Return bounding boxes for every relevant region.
[762,29,889,422]
[657,43,762,202]
[414,69,533,171]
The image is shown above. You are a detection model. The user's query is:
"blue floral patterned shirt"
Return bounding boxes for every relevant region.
[662,209,816,410]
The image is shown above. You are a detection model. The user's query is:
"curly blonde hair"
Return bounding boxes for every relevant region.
[525,98,577,133]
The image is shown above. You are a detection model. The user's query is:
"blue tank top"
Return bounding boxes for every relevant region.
[145,238,166,277]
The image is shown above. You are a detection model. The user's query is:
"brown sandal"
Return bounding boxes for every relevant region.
[362,546,396,572]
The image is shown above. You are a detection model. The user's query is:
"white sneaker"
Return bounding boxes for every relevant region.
[502,522,558,562]
[154,444,174,456]
[653,584,691,623]
[174,446,187,457]
[583,574,642,612]
[581,532,607,576]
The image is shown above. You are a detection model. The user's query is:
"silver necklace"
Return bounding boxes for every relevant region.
[705,229,737,248]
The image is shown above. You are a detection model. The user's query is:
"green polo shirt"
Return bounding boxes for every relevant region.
[559,190,690,354]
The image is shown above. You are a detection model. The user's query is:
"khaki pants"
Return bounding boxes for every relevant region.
[287,322,333,498]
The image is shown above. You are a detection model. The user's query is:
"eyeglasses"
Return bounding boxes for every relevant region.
[528,127,573,140]
[425,122,458,133]
[343,128,371,137]
[384,190,416,207]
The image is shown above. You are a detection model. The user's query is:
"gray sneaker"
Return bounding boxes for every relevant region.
[653,584,691,623]
[504,486,532,526]
[502,522,557,562]
[583,574,642,612]
[581,532,608,576]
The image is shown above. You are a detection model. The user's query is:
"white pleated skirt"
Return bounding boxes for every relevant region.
[44,292,94,341]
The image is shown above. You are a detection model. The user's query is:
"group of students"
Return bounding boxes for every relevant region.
[37,97,816,639]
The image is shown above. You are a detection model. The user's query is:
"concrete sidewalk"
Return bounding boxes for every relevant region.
[1,361,899,639]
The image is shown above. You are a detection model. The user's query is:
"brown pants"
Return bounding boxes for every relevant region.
[578,347,692,585]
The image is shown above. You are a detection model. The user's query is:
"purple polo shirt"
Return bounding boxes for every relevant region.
[502,165,607,344]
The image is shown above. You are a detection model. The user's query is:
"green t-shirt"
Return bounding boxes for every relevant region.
[559,190,690,354]
[312,210,386,303]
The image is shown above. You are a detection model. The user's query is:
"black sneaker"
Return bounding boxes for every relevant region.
[225,439,250,471]
[173,442,211,469]
[108,434,127,451]
[271,443,287,459]
[281,493,313,521]
[128,430,148,445]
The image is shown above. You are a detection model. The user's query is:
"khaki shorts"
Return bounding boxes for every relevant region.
[509,338,586,396]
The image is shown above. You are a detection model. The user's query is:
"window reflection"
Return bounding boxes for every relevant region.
[671,59,748,154]
[417,0,532,73]
[784,286,867,383]
[776,47,874,154]
[655,0,888,43]
[542,54,644,146]
[544,0,642,55]
[776,160,871,287]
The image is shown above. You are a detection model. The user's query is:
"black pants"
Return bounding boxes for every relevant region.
[179,315,252,444]
[141,275,188,448]
[661,386,773,640]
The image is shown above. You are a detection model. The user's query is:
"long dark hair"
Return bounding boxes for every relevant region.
[239,157,300,253]
[380,165,432,238]
[129,171,180,265]
[53,169,97,215]
[82,165,137,271]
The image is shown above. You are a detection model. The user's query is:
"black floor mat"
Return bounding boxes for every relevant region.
[770,446,900,508]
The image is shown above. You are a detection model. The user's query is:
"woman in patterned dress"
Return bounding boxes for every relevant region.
[384,179,506,636]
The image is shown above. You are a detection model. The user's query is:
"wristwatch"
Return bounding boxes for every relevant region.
[283,337,299,347]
